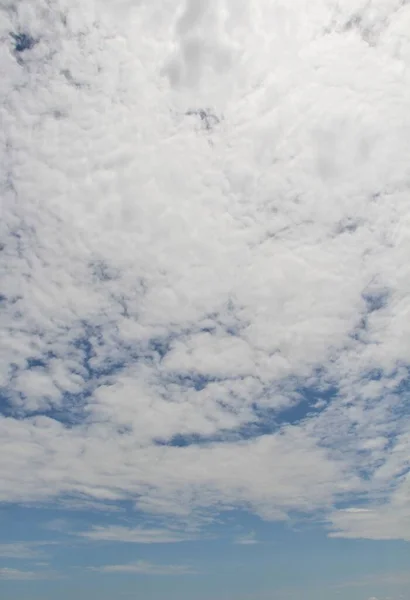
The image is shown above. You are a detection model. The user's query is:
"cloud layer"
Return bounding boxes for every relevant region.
[2,0,410,541]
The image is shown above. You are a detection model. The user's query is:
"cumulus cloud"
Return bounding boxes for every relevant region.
[1,0,410,542]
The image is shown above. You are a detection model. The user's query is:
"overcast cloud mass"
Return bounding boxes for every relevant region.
[1,0,410,598]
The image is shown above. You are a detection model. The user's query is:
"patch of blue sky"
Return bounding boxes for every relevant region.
[71,326,126,382]
[10,32,37,53]
[1,325,128,421]
[161,372,219,392]
[362,287,390,313]
[0,325,174,421]
[154,381,339,448]
[37,396,89,427]
[89,260,121,283]
[148,337,174,361]
[350,288,391,343]
[276,381,338,423]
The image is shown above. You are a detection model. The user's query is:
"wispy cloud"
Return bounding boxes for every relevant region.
[0,542,52,560]
[56,499,123,513]
[234,532,259,545]
[334,570,410,589]
[328,504,410,541]
[90,561,198,576]
[44,519,70,532]
[0,567,61,581]
[79,525,195,544]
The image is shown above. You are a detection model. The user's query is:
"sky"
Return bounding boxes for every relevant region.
[1,0,410,599]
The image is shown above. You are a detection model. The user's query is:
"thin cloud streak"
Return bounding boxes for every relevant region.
[0,567,62,581]
[90,560,198,576]
[79,525,196,544]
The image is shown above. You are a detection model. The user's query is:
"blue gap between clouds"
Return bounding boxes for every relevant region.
[351,289,390,341]
[154,376,340,448]
[5,305,409,448]
[0,323,128,424]
[0,325,190,424]
[337,366,410,488]
[155,362,410,451]
[2,319,342,437]
[39,324,129,426]
[10,32,36,53]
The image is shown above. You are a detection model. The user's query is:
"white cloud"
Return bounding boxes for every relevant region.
[328,498,410,541]
[1,0,410,542]
[0,415,358,518]
[90,560,197,575]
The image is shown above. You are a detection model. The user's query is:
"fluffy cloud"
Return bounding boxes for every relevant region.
[1,0,410,541]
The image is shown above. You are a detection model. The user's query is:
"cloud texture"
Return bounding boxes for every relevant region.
[2,0,410,540]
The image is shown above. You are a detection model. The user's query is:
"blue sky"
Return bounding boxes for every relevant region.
[1,503,410,600]
[2,0,410,599]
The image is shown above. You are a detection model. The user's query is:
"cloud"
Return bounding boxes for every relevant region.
[79,525,195,544]
[234,532,258,545]
[0,567,60,580]
[1,0,410,543]
[334,570,410,589]
[51,498,124,513]
[329,507,410,541]
[44,519,70,532]
[0,416,358,519]
[0,543,42,559]
[0,542,51,559]
[90,560,198,575]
